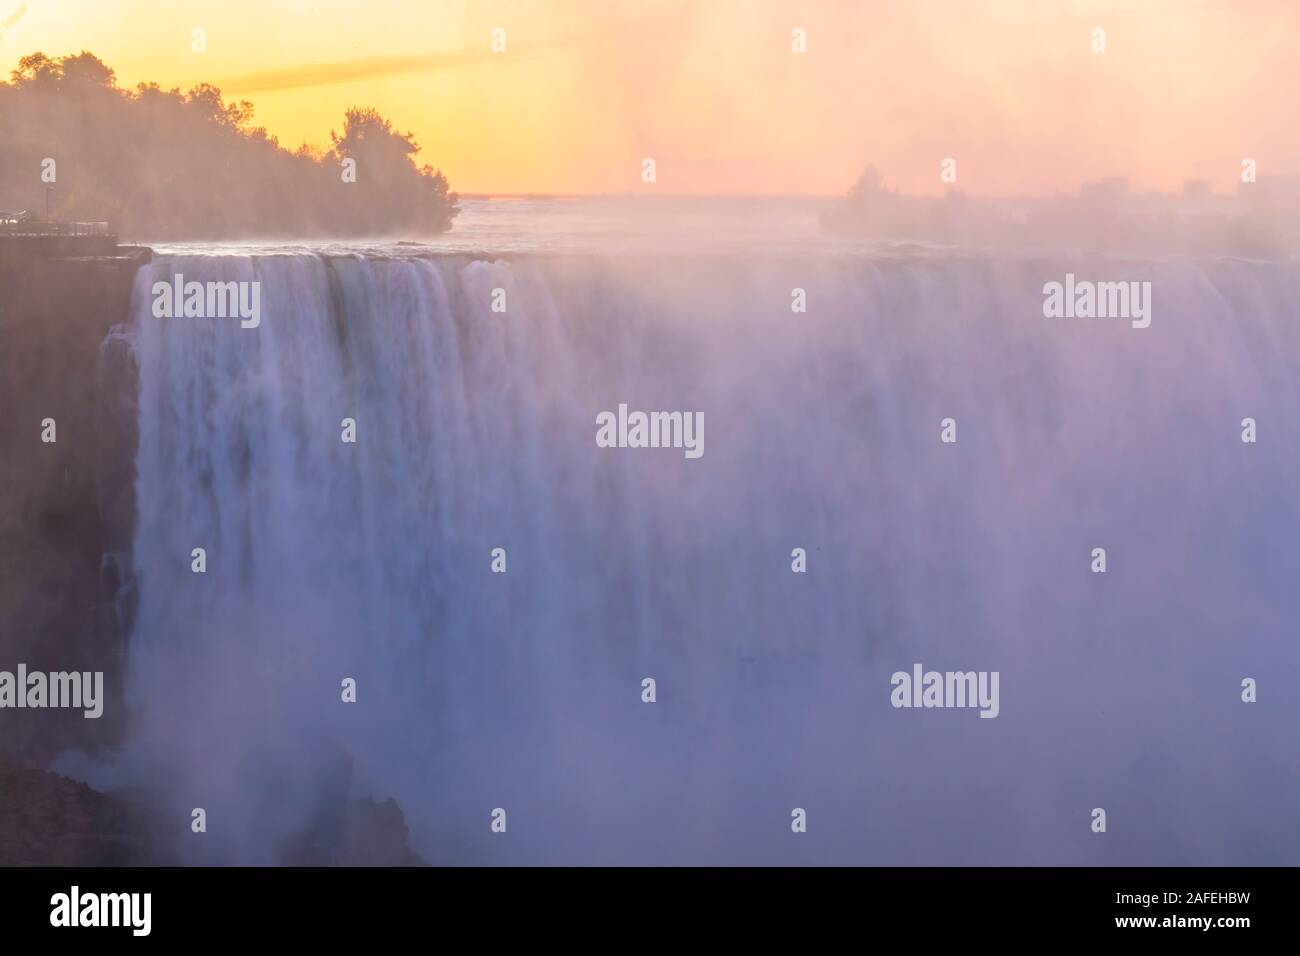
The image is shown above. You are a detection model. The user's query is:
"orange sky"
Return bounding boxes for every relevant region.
[3,0,1298,196]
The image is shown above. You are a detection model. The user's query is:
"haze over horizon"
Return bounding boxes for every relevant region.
[4,0,1300,198]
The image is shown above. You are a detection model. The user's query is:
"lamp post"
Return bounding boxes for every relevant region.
[45,184,53,222]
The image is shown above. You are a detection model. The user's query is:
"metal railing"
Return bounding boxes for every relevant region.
[0,220,114,237]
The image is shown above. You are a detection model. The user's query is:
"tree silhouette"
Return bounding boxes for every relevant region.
[0,52,458,238]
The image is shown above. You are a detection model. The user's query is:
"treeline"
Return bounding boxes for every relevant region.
[0,52,457,239]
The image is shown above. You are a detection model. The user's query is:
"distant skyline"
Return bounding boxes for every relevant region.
[4,0,1299,196]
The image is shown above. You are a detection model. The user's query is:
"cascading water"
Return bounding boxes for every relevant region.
[102,250,1298,864]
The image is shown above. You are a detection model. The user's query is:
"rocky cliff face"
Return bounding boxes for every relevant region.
[0,246,147,767]
[0,751,423,866]
[0,752,164,865]
[0,246,424,866]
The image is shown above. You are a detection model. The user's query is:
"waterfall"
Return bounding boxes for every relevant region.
[110,250,1299,864]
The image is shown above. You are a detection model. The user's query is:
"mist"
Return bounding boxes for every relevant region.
[4,2,1296,872]
[47,248,1298,865]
